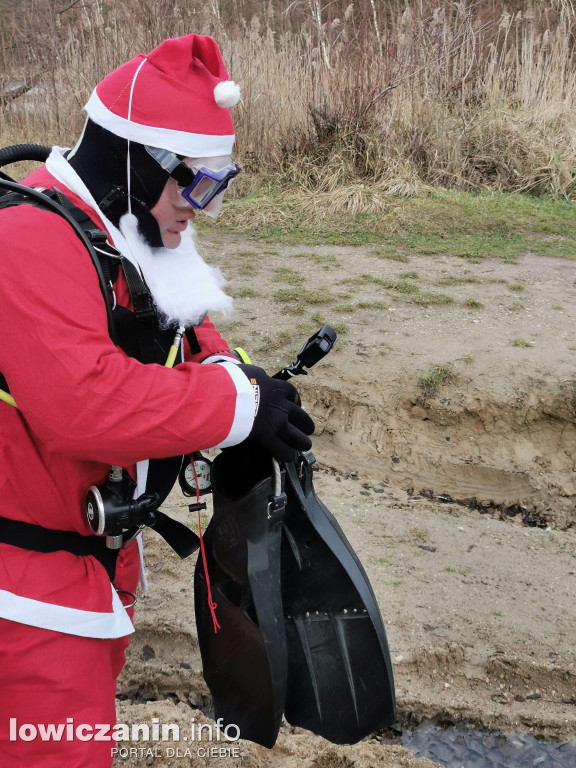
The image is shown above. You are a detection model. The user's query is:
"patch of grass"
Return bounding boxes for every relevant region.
[273,267,304,285]
[199,188,576,262]
[229,286,259,298]
[410,527,430,541]
[237,249,259,257]
[330,322,348,335]
[436,275,482,286]
[418,363,457,400]
[398,271,420,280]
[371,247,410,263]
[292,251,337,263]
[296,321,315,335]
[507,282,525,292]
[411,292,454,306]
[340,274,455,306]
[508,302,525,311]
[394,281,420,294]
[255,331,292,353]
[357,300,392,310]
[340,274,392,287]
[310,312,325,326]
[464,298,484,308]
[511,338,535,347]
[238,262,257,277]
[274,288,332,305]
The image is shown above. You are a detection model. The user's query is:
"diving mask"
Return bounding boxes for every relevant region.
[145,146,239,212]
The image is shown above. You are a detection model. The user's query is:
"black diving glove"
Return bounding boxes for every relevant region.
[238,364,315,462]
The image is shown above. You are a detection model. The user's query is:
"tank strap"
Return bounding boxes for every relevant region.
[0,516,119,581]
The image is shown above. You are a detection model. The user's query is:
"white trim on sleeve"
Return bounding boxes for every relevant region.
[0,586,134,639]
[212,361,256,448]
[201,354,242,365]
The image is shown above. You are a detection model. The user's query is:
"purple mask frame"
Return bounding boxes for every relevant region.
[178,163,240,210]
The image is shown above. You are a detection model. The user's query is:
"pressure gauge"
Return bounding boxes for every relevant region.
[179,452,213,497]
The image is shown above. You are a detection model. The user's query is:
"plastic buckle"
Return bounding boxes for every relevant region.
[267,492,287,519]
[133,290,156,320]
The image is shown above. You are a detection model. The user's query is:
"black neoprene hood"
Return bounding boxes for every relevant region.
[67,119,171,247]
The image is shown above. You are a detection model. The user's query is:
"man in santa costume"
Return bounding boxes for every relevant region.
[0,34,313,767]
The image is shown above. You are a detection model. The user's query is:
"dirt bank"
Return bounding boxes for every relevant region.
[115,236,576,767]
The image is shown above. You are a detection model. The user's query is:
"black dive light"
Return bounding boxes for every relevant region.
[274,324,337,381]
[86,466,159,541]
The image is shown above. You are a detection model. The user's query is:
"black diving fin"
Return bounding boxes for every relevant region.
[193,445,288,748]
[281,451,395,743]
[194,444,396,747]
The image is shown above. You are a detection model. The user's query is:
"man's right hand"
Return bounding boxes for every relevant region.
[238,364,315,462]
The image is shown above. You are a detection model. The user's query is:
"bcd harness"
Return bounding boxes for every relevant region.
[0,177,205,580]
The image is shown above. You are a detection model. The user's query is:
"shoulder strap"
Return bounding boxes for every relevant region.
[0,180,117,344]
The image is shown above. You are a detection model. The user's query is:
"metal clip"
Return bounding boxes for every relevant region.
[115,589,137,609]
[267,492,287,519]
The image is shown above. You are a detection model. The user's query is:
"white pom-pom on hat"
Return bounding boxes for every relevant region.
[214,80,241,108]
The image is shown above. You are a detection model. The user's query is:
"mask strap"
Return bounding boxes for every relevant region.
[126,57,148,216]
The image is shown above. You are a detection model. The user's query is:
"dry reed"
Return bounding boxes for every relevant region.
[0,0,575,199]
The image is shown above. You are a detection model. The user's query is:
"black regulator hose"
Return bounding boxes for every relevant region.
[0,144,52,182]
[0,143,51,167]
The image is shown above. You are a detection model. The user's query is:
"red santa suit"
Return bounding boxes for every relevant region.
[0,33,252,768]
[0,166,252,765]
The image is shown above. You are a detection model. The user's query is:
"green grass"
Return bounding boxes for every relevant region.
[274,287,332,304]
[436,275,482,286]
[356,300,392,310]
[337,274,454,306]
[199,187,576,263]
[273,267,304,285]
[238,262,257,276]
[229,286,259,298]
[371,246,410,262]
[418,363,457,400]
[411,291,454,306]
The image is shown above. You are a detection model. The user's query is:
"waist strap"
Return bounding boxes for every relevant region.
[0,516,119,581]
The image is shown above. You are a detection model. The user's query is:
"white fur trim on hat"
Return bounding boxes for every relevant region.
[214,81,241,108]
[85,89,235,157]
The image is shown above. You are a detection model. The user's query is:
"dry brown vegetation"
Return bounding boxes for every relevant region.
[1,0,575,199]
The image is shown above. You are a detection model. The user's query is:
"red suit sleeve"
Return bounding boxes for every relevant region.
[0,207,254,465]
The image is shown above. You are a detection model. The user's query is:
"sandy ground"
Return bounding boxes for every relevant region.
[114,234,576,767]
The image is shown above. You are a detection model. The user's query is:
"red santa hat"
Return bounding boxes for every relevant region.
[84,34,240,158]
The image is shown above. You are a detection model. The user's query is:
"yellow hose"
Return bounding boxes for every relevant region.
[165,345,179,369]
[165,325,186,369]
[0,389,17,408]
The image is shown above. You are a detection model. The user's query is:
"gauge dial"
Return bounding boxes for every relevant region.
[179,453,212,496]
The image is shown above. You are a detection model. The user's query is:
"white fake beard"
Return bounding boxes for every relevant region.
[119,213,233,327]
